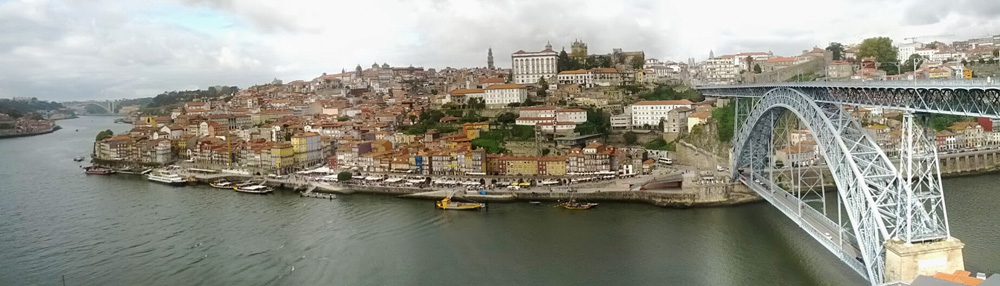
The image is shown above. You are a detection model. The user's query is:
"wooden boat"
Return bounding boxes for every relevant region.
[73,156,85,162]
[235,184,273,194]
[84,166,115,175]
[559,199,598,210]
[436,197,485,210]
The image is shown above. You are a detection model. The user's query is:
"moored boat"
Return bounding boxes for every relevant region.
[73,156,85,162]
[146,170,188,185]
[235,184,273,194]
[436,197,485,210]
[117,167,152,175]
[209,180,234,189]
[84,166,115,175]
[559,199,598,210]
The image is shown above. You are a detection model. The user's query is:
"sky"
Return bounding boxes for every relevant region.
[2,0,999,101]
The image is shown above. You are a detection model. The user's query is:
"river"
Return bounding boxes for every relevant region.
[0,117,996,286]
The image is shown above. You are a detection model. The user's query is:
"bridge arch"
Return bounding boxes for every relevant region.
[731,87,909,284]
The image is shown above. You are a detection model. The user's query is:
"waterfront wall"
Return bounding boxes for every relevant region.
[938,151,1000,177]
[675,140,726,170]
[0,125,60,139]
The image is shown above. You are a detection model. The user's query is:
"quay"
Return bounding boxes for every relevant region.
[162,167,761,208]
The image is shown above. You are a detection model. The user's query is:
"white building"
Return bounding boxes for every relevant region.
[483,84,527,108]
[700,55,740,85]
[663,107,691,134]
[897,42,923,62]
[557,70,593,87]
[610,112,631,129]
[515,106,587,126]
[512,43,558,85]
[556,108,587,123]
[629,100,694,128]
[536,122,576,133]
[445,88,485,105]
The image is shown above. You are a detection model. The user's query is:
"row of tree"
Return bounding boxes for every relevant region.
[557,50,614,71]
[146,86,238,108]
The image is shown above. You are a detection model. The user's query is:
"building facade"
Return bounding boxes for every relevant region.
[483,84,527,107]
[629,100,694,128]
[512,43,558,85]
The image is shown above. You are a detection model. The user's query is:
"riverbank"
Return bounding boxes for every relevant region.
[153,170,762,208]
[0,125,60,139]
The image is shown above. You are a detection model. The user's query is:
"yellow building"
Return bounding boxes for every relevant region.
[270,143,294,173]
[504,157,538,176]
[538,157,567,176]
[462,122,490,140]
[372,140,393,153]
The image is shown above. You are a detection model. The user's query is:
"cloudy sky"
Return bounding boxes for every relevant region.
[2,0,999,101]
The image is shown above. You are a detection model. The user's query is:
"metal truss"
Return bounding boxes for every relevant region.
[898,113,950,243]
[699,83,1000,118]
[729,88,948,285]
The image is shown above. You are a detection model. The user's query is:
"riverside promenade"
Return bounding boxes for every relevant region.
[174,168,760,208]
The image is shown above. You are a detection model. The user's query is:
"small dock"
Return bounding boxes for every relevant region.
[400,189,517,202]
[301,185,336,199]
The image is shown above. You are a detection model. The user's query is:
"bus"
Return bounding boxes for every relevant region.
[657,157,673,166]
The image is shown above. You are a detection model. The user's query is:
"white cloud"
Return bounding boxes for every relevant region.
[0,0,998,100]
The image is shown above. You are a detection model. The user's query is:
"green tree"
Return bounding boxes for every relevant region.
[857,37,898,72]
[712,104,735,143]
[643,138,673,151]
[623,131,638,145]
[419,109,446,123]
[95,129,114,141]
[587,55,612,68]
[467,98,485,110]
[574,107,611,138]
[929,115,967,131]
[825,42,845,61]
[557,49,579,71]
[337,171,353,182]
[902,54,924,73]
[538,77,548,89]
[753,63,762,74]
[630,56,645,70]
[496,112,518,125]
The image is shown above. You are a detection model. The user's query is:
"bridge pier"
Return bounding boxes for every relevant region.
[884,237,965,284]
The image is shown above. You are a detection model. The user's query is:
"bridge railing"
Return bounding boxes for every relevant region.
[696,79,1000,89]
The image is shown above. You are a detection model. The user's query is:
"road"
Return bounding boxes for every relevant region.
[739,174,867,276]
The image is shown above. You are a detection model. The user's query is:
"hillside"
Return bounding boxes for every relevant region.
[0,98,64,118]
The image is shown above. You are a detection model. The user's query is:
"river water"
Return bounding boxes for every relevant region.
[0,117,996,286]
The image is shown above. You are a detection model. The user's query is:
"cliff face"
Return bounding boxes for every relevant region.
[682,116,732,163]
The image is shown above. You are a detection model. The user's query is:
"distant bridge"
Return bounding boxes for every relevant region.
[696,81,999,285]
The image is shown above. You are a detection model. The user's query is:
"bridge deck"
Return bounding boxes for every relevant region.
[739,175,867,279]
[696,81,1000,118]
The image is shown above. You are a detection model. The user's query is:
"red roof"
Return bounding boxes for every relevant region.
[634,100,693,106]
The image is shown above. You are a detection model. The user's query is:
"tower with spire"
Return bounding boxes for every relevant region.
[488,47,495,69]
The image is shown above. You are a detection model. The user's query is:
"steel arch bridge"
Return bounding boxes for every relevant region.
[696,82,1000,285]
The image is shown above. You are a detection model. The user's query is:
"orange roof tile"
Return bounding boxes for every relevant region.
[634,100,693,106]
